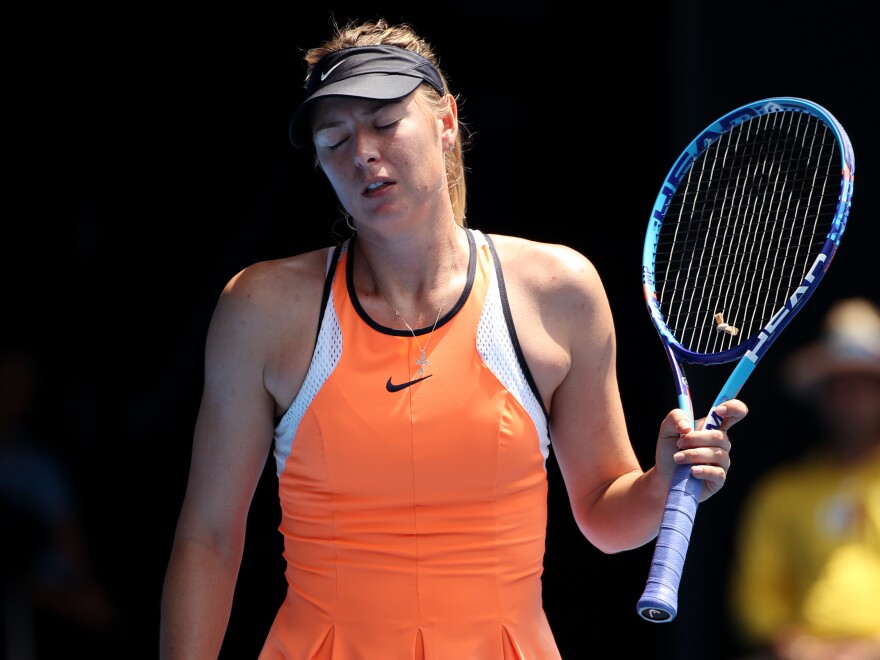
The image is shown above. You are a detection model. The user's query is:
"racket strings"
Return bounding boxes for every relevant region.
[655,110,839,355]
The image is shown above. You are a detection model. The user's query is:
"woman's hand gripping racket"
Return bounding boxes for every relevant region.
[637,97,855,623]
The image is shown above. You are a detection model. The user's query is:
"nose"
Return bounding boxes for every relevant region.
[352,131,379,167]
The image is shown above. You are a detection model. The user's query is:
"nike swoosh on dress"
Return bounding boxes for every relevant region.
[385,375,432,392]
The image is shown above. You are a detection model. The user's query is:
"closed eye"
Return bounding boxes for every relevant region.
[326,137,348,152]
[323,122,398,151]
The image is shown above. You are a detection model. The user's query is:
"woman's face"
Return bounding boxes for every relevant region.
[311,91,450,230]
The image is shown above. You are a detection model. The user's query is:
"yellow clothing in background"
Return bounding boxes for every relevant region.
[730,446,880,644]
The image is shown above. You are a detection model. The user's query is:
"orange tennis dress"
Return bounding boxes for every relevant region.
[262,229,558,659]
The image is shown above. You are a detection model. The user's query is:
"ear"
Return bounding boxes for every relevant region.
[439,94,458,151]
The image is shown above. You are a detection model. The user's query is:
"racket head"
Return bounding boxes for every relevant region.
[642,97,855,368]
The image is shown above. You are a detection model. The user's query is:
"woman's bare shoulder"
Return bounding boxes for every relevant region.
[224,247,334,298]
[484,233,601,291]
[207,246,336,339]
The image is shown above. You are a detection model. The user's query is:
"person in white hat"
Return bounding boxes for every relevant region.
[729,297,880,659]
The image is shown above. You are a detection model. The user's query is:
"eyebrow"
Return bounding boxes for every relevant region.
[312,98,401,135]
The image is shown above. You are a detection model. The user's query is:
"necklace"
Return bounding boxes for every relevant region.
[365,239,459,375]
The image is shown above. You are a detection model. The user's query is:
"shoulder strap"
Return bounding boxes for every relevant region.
[314,240,347,347]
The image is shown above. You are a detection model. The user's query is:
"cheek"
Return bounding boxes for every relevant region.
[384,139,419,166]
[317,161,350,198]
[395,141,444,186]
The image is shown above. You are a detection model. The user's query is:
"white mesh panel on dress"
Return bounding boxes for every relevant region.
[272,289,343,477]
[475,238,551,468]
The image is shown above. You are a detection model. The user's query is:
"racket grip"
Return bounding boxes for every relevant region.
[636,461,701,622]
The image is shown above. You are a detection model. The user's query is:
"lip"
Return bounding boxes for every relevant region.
[363,179,395,197]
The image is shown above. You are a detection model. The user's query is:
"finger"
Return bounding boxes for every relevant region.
[678,428,730,451]
[675,445,729,468]
[689,464,727,482]
[713,399,749,427]
[670,409,695,435]
[691,464,728,499]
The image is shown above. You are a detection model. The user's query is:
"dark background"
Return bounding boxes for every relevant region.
[7,2,878,658]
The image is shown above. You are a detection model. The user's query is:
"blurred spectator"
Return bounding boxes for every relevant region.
[0,340,120,658]
[728,297,880,659]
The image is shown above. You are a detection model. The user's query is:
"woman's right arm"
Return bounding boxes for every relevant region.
[159,264,285,659]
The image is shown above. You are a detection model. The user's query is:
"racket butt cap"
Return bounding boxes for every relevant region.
[637,589,678,623]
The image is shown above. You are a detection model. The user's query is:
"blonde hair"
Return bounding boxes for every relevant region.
[303,17,471,227]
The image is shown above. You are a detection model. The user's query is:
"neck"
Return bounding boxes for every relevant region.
[356,225,463,329]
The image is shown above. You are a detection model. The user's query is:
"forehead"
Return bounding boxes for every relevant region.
[310,91,427,132]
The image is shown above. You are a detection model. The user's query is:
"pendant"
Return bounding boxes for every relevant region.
[416,350,428,375]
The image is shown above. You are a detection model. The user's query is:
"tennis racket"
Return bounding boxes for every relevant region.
[636,97,855,623]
